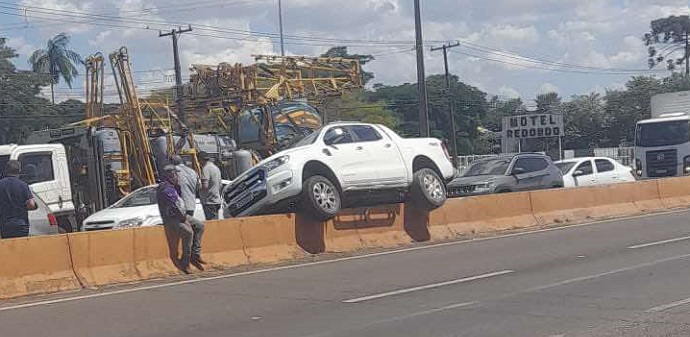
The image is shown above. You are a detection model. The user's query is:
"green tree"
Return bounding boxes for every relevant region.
[562,92,606,149]
[645,15,690,76]
[0,38,64,144]
[535,92,562,113]
[29,33,84,103]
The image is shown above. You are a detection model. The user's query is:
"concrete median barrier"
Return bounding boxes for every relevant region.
[133,226,182,279]
[657,176,690,209]
[0,235,80,300]
[238,214,305,264]
[201,219,250,268]
[531,185,639,225]
[443,192,537,237]
[68,230,140,287]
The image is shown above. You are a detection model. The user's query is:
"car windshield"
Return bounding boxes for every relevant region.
[461,158,511,177]
[111,187,157,208]
[291,128,321,148]
[555,162,577,174]
[636,120,689,147]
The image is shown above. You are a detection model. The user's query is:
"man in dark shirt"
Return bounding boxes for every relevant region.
[156,165,206,273]
[0,160,37,239]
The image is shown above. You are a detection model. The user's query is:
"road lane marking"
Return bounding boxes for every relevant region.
[305,301,476,337]
[343,270,514,303]
[627,235,690,249]
[646,296,690,313]
[523,252,690,294]
[0,209,688,312]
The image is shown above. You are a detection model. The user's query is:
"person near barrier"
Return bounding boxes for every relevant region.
[156,165,206,273]
[0,160,37,239]
[199,151,222,220]
[171,155,201,217]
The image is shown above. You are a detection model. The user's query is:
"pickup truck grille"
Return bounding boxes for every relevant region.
[646,149,677,177]
[447,185,476,198]
[223,168,268,217]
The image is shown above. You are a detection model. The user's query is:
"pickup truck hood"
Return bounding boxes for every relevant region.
[83,205,160,224]
[447,175,501,187]
[231,146,313,183]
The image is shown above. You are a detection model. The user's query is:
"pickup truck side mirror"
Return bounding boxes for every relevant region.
[572,170,584,177]
[512,167,526,175]
[324,127,345,146]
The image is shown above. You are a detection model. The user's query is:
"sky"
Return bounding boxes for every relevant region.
[0,0,689,103]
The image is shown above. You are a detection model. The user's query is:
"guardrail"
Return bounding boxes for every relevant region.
[1,176,689,300]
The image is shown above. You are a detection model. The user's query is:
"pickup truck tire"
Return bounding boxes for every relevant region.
[301,175,341,221]
[410,168,446,211]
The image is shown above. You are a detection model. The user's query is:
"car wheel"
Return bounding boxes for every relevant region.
[301,175,341,221]
[410,168,446,210]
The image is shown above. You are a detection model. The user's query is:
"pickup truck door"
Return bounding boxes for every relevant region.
[320,126,374,188]
[349,125,407,186]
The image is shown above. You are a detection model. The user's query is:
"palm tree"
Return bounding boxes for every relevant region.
[28,33,83,103]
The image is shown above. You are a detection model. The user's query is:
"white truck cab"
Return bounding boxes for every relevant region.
[0,144,76,230]
[634,91,690,179]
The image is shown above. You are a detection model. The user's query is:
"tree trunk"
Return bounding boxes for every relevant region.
[50,82,55,104]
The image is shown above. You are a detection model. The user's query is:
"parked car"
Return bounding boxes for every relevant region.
[447,153,563,197]
[28,190,60,236]
[222,122,455,221]
[82,180,230,231]
[555,157,636,188]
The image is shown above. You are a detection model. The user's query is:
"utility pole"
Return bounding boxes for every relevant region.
[413,0,429,137]
[159,25,192,123]
[431,41,460,167]
[278,0,285,56]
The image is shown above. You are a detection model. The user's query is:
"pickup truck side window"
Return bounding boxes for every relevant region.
[349,125,382,142]
[18,153,54,184]
[324,127,354,145]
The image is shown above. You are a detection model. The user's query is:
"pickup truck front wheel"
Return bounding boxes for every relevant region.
[301,175,341,221]
[410,168,447,210]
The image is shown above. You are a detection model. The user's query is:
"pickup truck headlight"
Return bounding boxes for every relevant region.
[263,155,290,173]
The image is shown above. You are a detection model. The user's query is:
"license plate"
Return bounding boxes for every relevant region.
[234,193,253,210]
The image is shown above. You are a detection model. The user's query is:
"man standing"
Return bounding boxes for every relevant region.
[156,165,206,273]
[199,151,222,220]
[0,160,37,239]
[171,155,200,217]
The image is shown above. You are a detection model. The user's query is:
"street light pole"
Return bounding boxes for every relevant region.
[413,0,429,137]
[431,41,460,167]
[278,0,285,56]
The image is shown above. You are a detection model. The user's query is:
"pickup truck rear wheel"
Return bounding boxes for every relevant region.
[301,175,341,221]
[410,168,446,210]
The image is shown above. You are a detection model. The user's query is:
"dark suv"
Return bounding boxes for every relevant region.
[447,153,564,197]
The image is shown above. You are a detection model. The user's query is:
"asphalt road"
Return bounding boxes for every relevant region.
[5,210,690,336]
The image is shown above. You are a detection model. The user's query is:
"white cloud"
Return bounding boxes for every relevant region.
[538,83,561,95]
[498,85,521,99]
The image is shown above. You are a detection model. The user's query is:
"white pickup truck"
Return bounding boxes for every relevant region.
[222,122,455,220]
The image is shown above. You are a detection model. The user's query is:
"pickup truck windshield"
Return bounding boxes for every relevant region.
[636,120,689,147]
[461,158,511,177]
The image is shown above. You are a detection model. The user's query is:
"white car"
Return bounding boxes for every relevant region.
[222,122,455,221]
[82,181,230,231]
[28,190,60,236]
[555,157,636,188]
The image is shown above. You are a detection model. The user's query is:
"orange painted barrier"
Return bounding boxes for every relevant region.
[238,214,305,264]
[0,235,80,300]
[132,226,182,279]
[201,219,249,268]
[657,176,690,209]
[610,180,664,212]
[68,230,140,287]
[443,192,537,236]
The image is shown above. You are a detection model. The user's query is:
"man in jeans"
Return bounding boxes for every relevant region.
[0,160,37,238]
[156,165,206,273]
[199,151,222,220]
